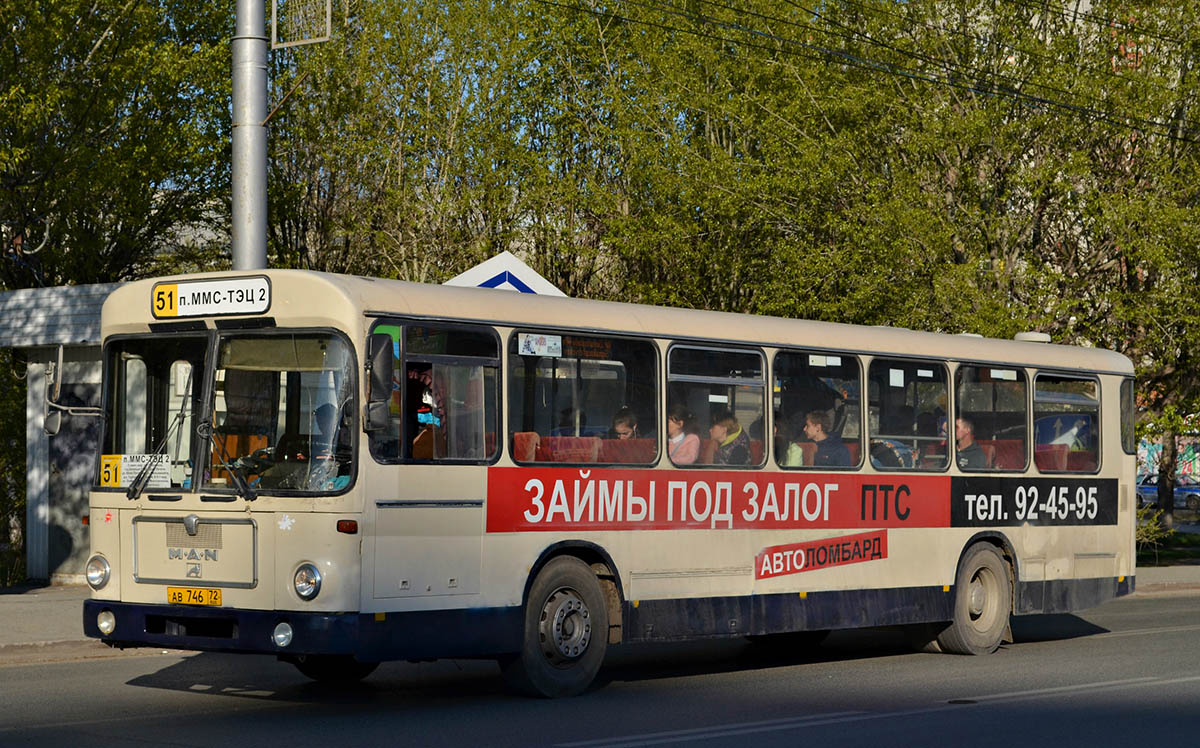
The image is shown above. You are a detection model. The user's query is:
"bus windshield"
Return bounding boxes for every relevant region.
[205,333,356,494]
[100,336,207,492]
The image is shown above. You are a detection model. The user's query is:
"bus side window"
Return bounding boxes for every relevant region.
[956,365,1028,472]
[509,332,658,465]
[867,358,948,471]
[1034,375,1100,473]
[404,325,500,463]
[368,322,500,464]
[667,345,765,468]
[773,350,861,470]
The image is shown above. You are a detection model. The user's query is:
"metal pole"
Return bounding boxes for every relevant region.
[231,0,268,271]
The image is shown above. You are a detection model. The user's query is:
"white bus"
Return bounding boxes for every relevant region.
[83,270,1137,696]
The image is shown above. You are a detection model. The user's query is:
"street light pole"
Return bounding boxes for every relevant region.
[231,0,268,271]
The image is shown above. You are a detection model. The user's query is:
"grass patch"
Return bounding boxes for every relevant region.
[1136,509,1200,566]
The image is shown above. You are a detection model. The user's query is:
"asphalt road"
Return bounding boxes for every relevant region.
[3,593,1200,747]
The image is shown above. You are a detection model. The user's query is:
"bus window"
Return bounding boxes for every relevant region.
[100,337,206,491]
[405,325,499,462]
[1120,378,1136,455]
[868,358,948,471]
[205,333,355,492]
[773,351,861,469]
[1034,375,1100,473]
[668,346,765,467]
[509,333,657,465]
[368,323,500,463]
[955,365,1028,471]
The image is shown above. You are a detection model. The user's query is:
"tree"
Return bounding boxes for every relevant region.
[0,0,232,289]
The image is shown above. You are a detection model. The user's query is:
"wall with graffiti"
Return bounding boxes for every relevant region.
[1139,437,1200,477]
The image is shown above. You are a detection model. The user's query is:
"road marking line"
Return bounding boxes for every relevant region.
[558,674,1200,747]
[1094,624,1200,639]
[557,712,869,748]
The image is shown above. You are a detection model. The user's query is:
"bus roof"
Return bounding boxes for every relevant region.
[103,269,1134,377]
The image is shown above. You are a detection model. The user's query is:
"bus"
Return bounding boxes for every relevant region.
[83,269,1137,697]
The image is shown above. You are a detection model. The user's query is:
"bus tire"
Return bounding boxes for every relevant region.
[937,544,1011,655]
[291,654,378,684]
[502,556,609,698]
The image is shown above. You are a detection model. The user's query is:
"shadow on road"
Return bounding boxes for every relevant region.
[1011,613,1108,643]
[121,612,1108,702]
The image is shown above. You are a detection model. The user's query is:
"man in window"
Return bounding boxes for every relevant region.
[955,417,987,470]
[805,410,850,467]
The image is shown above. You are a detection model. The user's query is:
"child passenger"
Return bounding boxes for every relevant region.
[667,404,700,465]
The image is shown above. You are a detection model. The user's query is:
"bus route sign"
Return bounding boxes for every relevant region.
[151,276,271,319]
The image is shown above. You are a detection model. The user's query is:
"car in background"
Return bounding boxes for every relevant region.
[1136,473,1200,510]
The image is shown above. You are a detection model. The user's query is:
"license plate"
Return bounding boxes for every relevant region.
[167,586,222,606]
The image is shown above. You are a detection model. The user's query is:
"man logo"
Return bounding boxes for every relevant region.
[187,564,202,578]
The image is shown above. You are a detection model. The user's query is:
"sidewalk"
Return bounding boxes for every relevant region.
[1,563,1198,664]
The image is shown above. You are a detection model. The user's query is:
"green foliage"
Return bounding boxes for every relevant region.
[0,349,26,586]
[1136,505,1176,564]
[1,0,232,287]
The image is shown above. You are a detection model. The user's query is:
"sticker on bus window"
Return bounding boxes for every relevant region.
[917,369,934,378]
[809,355,827,367]
[889,369,905,387]
[990,368,1018,381]
[518,333,562,358]
[99,454,170,489]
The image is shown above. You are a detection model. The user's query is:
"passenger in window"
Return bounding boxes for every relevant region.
[777,412,805,467]
[667,404,700,465]
[805,410,851,467]
[955,417,987,469]
[610,407,639,440]
[710,409,751,465]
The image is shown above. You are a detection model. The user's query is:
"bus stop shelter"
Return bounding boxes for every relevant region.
[0,282,118,582]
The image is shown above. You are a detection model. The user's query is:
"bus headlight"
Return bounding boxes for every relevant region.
[294,563,322,600]
[97,610,116,635]
[86,555,110,590]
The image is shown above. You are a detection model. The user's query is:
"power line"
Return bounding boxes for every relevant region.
[541,0,1198,144]
[832,0,1188,99]
[773,0,1200,134]
[995,0,1191,47]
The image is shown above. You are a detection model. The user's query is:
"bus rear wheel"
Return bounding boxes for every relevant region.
[501,556,609,698]
[937,544,1011,655]
[291,654,379,684]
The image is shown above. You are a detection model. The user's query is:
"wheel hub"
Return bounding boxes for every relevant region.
[969,579,987,618]
[539,588,592,665]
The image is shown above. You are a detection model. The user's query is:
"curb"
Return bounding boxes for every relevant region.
[0,640,184,667]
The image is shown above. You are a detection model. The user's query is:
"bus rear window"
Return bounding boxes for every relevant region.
[1034,375,1100,473]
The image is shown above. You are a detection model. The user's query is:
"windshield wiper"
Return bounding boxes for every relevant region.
[127,366,194,500]
[197,419,257,502]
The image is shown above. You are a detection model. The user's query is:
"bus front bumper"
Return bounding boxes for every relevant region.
[82,599,523,661]
[83,599,360,657]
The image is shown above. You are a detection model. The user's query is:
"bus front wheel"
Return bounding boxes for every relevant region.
[501,556,609,698]
[938,544,1012,655]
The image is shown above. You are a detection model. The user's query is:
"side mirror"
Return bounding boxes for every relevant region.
[44,409,62,437]
[363,333,394,432]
